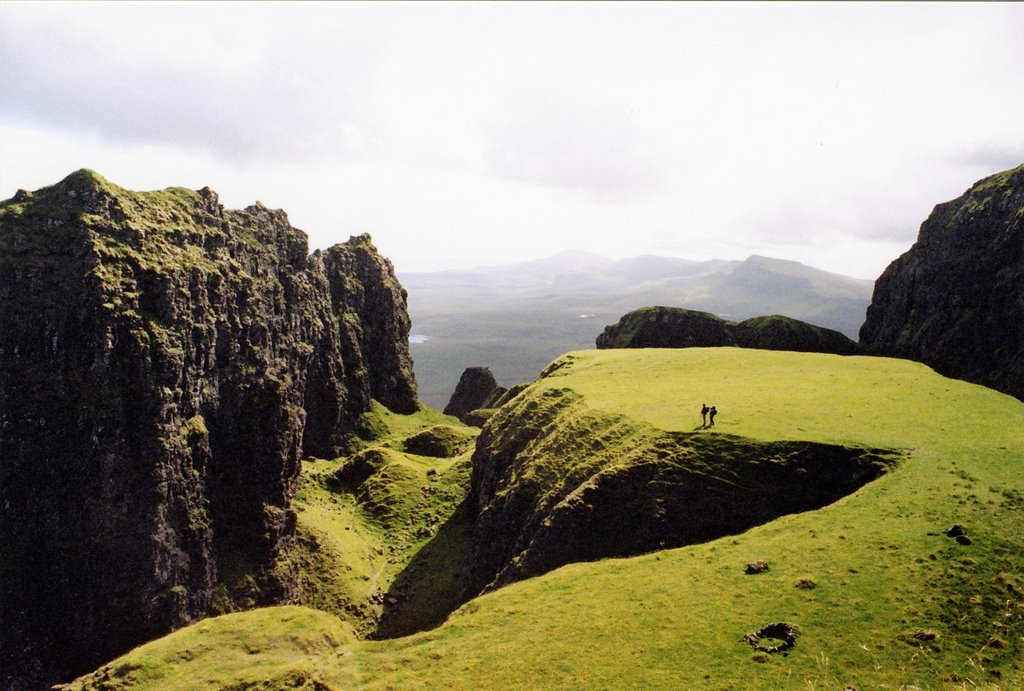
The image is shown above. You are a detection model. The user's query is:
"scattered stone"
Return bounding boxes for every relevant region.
[794,578,818,590]
[956,534,973,546]
[743,622,798,653]
[745,560,770,574]
[945,524,966,537]
[899,628,940,650]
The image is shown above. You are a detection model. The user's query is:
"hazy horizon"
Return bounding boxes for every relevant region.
[2,2,1022,281]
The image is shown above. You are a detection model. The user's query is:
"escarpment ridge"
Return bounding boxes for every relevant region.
[596,307,860,355]
[0,170,416,688]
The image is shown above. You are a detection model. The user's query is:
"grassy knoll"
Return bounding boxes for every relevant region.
[282,402,478,637]
[62,606,360,690]
[65,349,1024,689]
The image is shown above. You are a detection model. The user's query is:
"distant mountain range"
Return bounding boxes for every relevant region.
[400,251,873,408]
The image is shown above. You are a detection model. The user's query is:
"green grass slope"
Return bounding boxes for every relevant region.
[65,349,1024,689]
[277,402,478,638]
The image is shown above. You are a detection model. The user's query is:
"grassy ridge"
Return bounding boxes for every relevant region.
[65,349,1024,689]
[281,402,478,637]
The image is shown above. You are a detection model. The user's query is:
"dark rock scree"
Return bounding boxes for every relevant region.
[0,171,417,688]
[860,163,1024,401]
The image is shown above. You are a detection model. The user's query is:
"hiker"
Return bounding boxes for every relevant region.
[709,405,717,426]
[701,403,709,426]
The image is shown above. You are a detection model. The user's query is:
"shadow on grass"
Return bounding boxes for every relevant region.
[374,500,476,640]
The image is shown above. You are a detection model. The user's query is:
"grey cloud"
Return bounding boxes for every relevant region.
[949,145,1024,177]
[0,10,383,165]
[482,90,670,202]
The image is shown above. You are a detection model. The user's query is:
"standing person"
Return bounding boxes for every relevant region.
[709,406,717,426]
[701,403,709,427]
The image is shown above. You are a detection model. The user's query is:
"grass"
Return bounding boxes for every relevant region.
[63,348,1024,689]
[63,606,360,690]
[282,402,478,638]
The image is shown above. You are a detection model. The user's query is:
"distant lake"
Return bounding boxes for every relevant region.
[409,334,430,344]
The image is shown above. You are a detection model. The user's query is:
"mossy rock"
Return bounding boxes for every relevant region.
[328,447,405,490]
[463,409,498,427]
[403,425,475,458]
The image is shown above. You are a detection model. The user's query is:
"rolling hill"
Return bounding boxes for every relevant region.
[401,252,872,408]
[63,348,1024,689]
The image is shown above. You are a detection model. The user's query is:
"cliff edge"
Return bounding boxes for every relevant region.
[860,164,1024,401]
[0,171,416,687]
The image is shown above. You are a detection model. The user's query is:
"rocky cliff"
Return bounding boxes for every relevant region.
[0,170,417,688]
[860,164,1024,401]
[596,307,859,355]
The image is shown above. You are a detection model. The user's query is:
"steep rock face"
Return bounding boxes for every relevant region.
[0,171,416,688]
[596,307,736,349]
[443,366,505,423]
[860,165,1024,401]
[597,307,859,355]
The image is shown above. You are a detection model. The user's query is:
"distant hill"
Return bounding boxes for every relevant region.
[401,252,872,407]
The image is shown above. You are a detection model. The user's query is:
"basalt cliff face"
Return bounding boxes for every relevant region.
[0,171,416,688]
[860,164,1024,401]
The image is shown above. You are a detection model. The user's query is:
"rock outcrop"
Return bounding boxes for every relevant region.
[733,315,861,355]
[596,307,736,349]
[0,171,417,688]
[596,307,859,355]
[860,164,1024,401]
[443,366,505,423]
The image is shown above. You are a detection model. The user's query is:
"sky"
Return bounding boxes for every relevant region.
[1,2,1022,280]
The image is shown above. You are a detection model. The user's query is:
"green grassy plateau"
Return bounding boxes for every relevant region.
[64,348,1024,689]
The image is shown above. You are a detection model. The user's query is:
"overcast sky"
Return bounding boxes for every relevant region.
[2,2,1022,279]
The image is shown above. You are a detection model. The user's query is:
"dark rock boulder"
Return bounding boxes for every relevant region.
[443,366,505,423]
[595,307,736,349]
[0,171,417,688]
[860,164,1024,401]
[733,315,860,355]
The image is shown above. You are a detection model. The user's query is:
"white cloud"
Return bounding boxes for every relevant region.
[2,1,1022,280]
